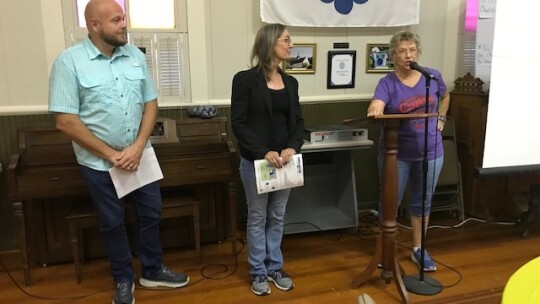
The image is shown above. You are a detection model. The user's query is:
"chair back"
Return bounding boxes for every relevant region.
[432,115,465,221]
[438,140,460,186]
[441,115,456,142]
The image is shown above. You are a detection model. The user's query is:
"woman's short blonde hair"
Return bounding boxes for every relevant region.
[388,30,422,57]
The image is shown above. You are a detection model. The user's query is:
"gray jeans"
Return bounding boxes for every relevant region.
[239,157,291,277]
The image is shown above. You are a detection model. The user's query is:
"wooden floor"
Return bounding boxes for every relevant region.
[1,212,539,304]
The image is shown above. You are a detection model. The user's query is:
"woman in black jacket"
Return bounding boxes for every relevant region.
[231,23,305,296]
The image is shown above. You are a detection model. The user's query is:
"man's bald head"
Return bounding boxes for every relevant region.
[84,0,122,28]
[83,0,127,56]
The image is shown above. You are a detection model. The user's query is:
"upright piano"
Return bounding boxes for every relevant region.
[8,117,237,286]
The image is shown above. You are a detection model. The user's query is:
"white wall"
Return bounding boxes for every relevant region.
[0,0,50,114]
[0,0,464,115]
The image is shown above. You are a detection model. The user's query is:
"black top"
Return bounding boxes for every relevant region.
[269,87,290,152]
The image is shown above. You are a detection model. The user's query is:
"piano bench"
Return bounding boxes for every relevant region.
[66,196,202,284]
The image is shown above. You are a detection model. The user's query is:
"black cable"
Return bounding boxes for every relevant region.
[1,217,467,300]
[134,236,245,293]
[0,236,243,300]
[356,213,379,237]
[397,242,463,288]
[352,213,464,289]
[284,221,343,241]
[199,236,245,281]
[0,255,108,301]
[0,219,345,301]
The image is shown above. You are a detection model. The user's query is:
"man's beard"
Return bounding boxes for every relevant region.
[102,31,127,47]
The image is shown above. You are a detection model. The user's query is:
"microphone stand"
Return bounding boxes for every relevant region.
[403,74,443,295]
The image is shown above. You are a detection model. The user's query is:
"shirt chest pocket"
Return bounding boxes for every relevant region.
[124,69,145,102]
[79,76,115,106]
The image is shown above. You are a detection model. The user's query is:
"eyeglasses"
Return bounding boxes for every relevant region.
[396,48,418,57]
[277,37,292,45]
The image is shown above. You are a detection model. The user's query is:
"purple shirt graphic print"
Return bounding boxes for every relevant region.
[373,68,447,161]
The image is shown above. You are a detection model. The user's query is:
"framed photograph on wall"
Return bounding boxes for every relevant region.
[327,50,356,89]
[283,43,316,74]
[366,43,394,73]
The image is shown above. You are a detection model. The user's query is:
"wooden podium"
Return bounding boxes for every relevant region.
[344,113,438,304]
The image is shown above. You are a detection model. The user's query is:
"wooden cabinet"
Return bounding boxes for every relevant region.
[8,117,237,285]
[449,74,516,219]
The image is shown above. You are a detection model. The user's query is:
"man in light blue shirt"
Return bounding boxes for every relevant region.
[48,1,188,303]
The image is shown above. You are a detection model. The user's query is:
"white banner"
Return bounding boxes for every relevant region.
[260,0,420,27]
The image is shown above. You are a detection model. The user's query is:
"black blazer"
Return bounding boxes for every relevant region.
[231,67,305,161]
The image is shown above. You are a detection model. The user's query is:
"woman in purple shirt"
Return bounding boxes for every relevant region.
[367,30,450,272]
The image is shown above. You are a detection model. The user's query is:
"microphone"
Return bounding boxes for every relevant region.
[409,62,438,80]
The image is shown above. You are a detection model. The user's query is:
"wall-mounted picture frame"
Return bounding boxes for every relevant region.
[283,43,316,74]
[366,43,394,73]
[327,50,356,89]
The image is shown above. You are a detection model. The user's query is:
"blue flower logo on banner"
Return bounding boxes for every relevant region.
[321,0,369,15]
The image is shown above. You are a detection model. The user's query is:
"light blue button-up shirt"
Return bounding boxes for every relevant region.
[49,37,158,171]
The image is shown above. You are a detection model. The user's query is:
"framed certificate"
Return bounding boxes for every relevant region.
[327,50,356,89]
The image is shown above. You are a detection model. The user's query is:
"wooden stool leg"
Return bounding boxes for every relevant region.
[68,220,82,284]
[79,229,87,265]
[228,183,237,256]
[193,206,201,263]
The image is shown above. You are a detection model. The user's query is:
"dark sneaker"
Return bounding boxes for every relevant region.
[411,248,437,272]
[112,281,134,304]
[139,265,189,288]
[268,270,294,291]
[251,275,271,296]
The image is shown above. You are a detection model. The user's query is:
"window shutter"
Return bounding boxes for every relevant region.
[462,31,476,76]
[156,33,183,98]
[130,34,157,83]
[129,32,188,104]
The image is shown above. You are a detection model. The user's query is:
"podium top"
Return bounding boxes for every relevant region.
[342,113,438,125]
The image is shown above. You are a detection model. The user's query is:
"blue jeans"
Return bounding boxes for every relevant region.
[239,157,290,277]
[79,165,163,282]
[377,156,444,217]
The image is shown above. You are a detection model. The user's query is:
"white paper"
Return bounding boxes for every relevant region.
[476,42,493,67]
[479,0,496,19]
[109,147,164,198]
[254,154,304,194]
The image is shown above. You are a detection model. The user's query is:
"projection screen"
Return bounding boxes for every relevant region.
[480,0,540,175]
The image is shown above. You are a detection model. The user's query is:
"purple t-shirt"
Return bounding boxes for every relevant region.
[373,68,447,161]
